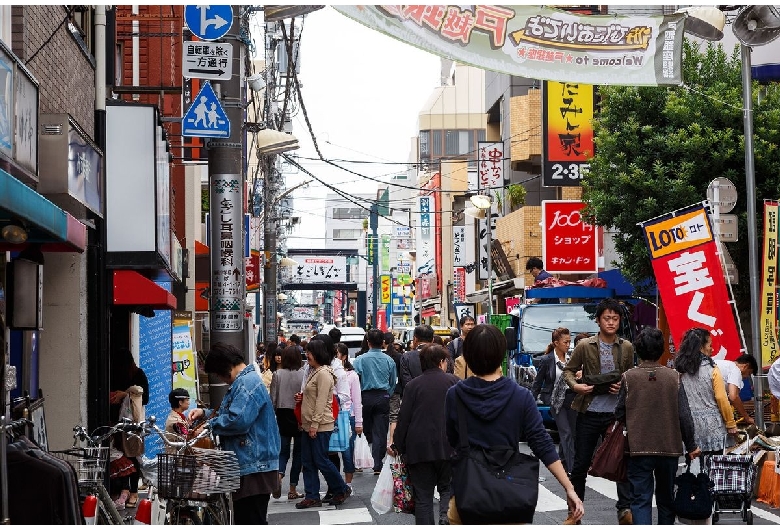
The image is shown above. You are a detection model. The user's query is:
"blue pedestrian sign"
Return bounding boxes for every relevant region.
[183,81,230,138]
[184,5,233,41]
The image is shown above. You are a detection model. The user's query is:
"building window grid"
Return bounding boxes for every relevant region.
[420,129,485,167]
[332,207,365,220]
[332,228,362,240]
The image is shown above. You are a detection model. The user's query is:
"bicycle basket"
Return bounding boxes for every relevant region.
[157,449,241,499]
[157,453,199,499]
[51,447,110,486]
[190,448,242,495]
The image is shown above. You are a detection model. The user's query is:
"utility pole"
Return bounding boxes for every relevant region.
[263,154,279,344]
[208,6,245,386]
[370,203,379,328]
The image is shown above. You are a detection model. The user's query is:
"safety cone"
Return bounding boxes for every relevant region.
[134,499,152,525]
[82,495,98,525]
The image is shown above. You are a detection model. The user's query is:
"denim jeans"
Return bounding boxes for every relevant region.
[341,415,357,474]
[571,411,631,512]
[407,460,452,525]
[300,430,347,501]
[628,455,678,525]
[362,390,390,472]
[279,431,302,486]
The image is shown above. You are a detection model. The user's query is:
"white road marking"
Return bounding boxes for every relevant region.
[319,507,373,525]
[536,485,568,512]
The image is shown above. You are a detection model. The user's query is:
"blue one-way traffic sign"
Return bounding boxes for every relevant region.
[184,5,233,41]
[183,81,230,138]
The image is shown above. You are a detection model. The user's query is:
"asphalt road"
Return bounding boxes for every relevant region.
[267,443,780,526]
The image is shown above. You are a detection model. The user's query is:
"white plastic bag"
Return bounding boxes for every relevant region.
[370,455,395,515]
[354,433,374,470]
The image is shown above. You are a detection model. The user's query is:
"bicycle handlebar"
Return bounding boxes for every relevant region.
[72,418,149,448]
[140,415,214,453]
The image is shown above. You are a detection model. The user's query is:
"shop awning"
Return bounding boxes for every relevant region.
[0,168,86,252]
[113,270,177,310]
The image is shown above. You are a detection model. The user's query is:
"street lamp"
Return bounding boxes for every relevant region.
[468,194,494,320]
[731,5,780,429]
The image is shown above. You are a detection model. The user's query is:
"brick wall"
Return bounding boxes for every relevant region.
[13,6,96,139]
[495,206,542,285]
[510,89,541,162]
[561,187,583,201]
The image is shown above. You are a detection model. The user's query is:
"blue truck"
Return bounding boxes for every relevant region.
[507,285,642,435]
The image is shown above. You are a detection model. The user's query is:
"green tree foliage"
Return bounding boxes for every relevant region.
[582,40,780,311]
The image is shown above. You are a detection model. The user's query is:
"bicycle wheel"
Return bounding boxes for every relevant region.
[203,494,231,525]
[95,484,125,525]
[167,500,203,525]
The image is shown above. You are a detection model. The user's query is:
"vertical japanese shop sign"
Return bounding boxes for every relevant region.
[542,200,598,274]
[761,201,779,367]
[380,274,392,305]
[381,235,391,273]
[453,226,466,303]
[172,315,198,411]
[416,195,434,275]
[640,203,742,360]
[211,174,243,331]
[542,81,594,186]
[478,142,504,191]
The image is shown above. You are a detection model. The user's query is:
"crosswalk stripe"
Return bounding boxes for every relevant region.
[536,485,568,512]
[584,476,655,507]
[319,507,373,525]
[748,506,780,524]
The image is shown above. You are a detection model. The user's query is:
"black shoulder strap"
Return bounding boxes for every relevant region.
[455,392,470,452]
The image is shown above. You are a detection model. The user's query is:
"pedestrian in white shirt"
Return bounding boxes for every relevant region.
[714,354,758,425]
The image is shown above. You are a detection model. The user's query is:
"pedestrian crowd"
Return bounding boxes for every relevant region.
[151,295,771,525]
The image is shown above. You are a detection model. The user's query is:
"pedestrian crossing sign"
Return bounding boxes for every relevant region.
[183,81,230,138]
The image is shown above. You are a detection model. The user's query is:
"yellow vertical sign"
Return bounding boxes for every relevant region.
[380,275,391,305]
[761,201,779,368]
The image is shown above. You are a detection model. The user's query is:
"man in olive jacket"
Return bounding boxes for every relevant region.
[562,298,634,525]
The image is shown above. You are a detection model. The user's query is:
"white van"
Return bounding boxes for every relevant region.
[320,326,366,360]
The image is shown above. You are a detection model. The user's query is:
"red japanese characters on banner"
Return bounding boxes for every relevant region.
[246,250,260,292]
[542,200,598,274]
[641,203,742,360]
[376,309,388,332]
[505,296,521,315]
[478,141,504,190]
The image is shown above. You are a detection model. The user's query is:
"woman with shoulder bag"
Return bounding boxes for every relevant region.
[444,324,583,525]
[270,345,305,500]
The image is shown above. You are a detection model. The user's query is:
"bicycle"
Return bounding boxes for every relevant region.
[52,419,145,525]
[137,415,240,525]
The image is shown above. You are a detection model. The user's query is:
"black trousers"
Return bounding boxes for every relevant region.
[407,460,452,525]
[361,389,390,472]
[233,493,270,525]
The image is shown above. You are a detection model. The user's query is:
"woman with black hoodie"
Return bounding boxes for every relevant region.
[444,324,584,525]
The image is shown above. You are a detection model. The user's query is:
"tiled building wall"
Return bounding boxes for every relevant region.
[496,205,542,285]
[12,5,96,140]
[509,89,541,162]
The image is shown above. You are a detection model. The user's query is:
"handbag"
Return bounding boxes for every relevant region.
[588,420,627,482]
[109,455,136,479]
[118,387,145,457]
[370,455,395,515]
[450,395,539,524]
[275,407,300,438]
[294,393,339,426]
[354,433,374,469]
[391,457,415,514]
[328,408,351,452]
[673,455,713,520]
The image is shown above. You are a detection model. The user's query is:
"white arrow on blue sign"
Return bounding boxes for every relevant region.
[183,81,230,138]
[184,5,233,41]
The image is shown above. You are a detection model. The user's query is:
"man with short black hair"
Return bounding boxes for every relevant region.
[714,353,759,425]
[400,325,434,388]
[448,316,475,362]
[352,328,397,474]
[328,327,343,345]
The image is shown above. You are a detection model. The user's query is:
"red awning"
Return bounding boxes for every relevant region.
[113,270,176,310]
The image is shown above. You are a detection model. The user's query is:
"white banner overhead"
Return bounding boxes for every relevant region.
[334,5,686,86]
[287,255,348,284]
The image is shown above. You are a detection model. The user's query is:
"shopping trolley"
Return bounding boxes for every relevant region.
[709,435,758,525]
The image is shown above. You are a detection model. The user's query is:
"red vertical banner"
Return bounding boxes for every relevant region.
[376,309,387,332]
[640,203,742,359]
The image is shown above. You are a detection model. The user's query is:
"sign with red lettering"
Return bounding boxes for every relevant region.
[542,200,598,274]
[478,142,504,191]
[245,250,260,292]
[380,275,391,305]
[640,203,743,360]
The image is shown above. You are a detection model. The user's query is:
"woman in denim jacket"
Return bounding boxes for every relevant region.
[189,342,281,524]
